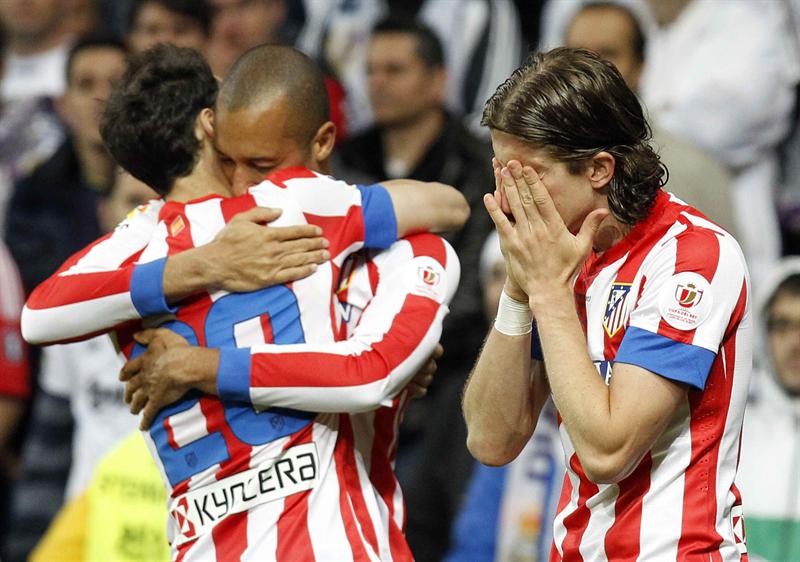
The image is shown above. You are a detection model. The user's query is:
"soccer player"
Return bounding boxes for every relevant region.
[23,44,466,561]
[463,48,751,560]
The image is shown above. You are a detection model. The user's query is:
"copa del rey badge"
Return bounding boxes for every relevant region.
[658,271,713,330]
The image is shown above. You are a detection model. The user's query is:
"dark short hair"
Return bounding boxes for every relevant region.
[574,2,646,63]
[218,45,329,145]
[100,44,218,195]
[66,34,127,85]
[482,47,667,225]
[372,17,445,68]
[127,0,212,36]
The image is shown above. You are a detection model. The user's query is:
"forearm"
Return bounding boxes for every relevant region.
[463,327,540,466]
[161,244,226,303]
[383,180,470,235]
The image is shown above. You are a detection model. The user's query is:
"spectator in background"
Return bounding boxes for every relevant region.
[738,258,800,562]
[0,239,29,553]
[0,21,64,234]
[333,16,494,560]
[639,0,799,285]
[5,35,127,294]
[63,0,102,37]
[206,0,286,77]
[542,0,737,237]
[0,0,72,101]
[293,0,524,135]
[126,0,212,54]
[1,35,126,562]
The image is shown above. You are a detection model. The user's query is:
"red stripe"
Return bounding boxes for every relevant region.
[259,313,274,343]
[276,425,315,561]
[175,539,193,562]
[560,454,599,561]
[220,193,258,224]
[369,404,410,560]
[333,421,370,561]
[676,255,746,560]
[603,453,653,560]
[305,211,361,258]
[406,233,447,264]
[338,416,381,555]
[251,295,439,388]
[212,512,249,562]
[656,229,720,345]
[164,417,180,451]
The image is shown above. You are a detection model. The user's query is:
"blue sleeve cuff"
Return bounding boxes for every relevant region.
[615,326,716,390]
[357,184,397,249]
[530,321,544,361]
[130,258,177,317]
[216,347,253,403]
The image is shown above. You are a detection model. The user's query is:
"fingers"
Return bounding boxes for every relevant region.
[269,224,324,242]
[140,403,158,431]
[277,236,330,255]
[576,208,610,254]
[129,387,148,414]
[233,206,282,225]
[406,383,427,399]
[124,374,142,403]
[272,264,319,285]
[520,164,559,224]
[432,343,444,360]
[120,355,143,381]
[280,249,329,270]
[133,329,156,345]
[483,193,514,235]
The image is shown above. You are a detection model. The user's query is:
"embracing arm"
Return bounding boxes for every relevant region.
[22,206,327,345]
[383,180,470,235]
[125,235,459,428]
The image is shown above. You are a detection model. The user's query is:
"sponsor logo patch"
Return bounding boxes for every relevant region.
[658,272,713,330]
[169,215,186,237]
[418,265,440,287]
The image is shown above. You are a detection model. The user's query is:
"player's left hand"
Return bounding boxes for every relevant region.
[120,328,195,430]
[484,159,609,311]
[406,343,443,399]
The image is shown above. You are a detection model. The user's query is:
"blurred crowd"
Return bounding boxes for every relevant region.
[0,0,798,561]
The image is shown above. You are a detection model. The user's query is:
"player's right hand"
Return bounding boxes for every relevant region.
[208,207,330,292]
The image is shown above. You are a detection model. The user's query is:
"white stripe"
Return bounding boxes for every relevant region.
[637,400,692,561]
[585,255,627,360]
[307,417,354,561]
[578,483,617,562]
[285,175,364,217]
[234,316,268,347]
[552,425,577,558]
[185,198,225,248]
[0,243,22,318]
[242,495,281,562]
[294,262,336,343]
[168,401,210,447]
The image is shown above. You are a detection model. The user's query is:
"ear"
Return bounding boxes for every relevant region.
[199,107,215,139]
[588,151,615,191]
[311,121,337,165]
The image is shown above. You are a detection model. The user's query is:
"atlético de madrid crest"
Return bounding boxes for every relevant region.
[603,282,632,337]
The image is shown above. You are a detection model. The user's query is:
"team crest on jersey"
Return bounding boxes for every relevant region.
[116,203,151,230]
[169,215,185,237]
[658,272,713,331]
[603,283,632,337]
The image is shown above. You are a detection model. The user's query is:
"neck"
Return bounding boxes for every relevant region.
[380,108,444,173]
[592,213,632,254]
[75,137,114,191]
[168,154,229,203]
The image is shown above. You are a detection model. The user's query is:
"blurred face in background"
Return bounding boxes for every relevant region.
[63,0,99,37]
[565,4,644,91]
[0,0,63,47]
[367,31,446,127]
[767,290,800,395]
[210,0,284,51]
[128,1,208,53]
[100,170,158,232]
[59,45,127,147]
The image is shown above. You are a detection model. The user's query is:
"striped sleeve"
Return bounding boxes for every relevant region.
[217,234,460,412]
[0,241,29,398]
[22,201,168,345]
[615,225,748,389]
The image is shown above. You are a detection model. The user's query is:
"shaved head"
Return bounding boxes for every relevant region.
[218,45,330,143]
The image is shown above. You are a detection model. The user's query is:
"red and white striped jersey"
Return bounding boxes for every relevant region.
[192,234,459,562]
[0,239,28,398]
[550,191,752,561]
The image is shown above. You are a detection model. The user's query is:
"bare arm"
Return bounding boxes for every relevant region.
[382,180,470,235]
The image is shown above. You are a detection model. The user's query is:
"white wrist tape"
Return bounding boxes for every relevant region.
[494,290,533,336]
